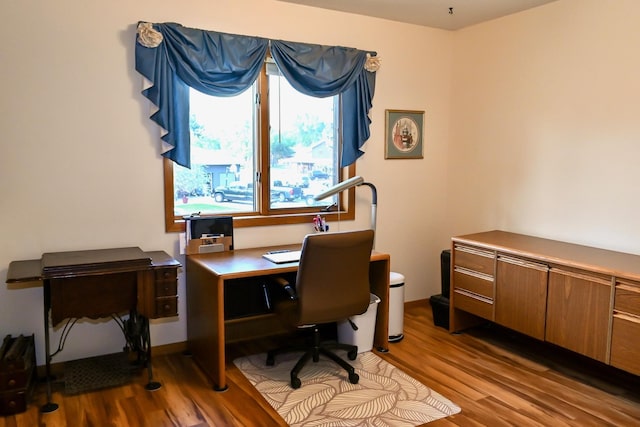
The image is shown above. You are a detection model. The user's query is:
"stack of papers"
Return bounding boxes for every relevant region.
[262,250,302,264]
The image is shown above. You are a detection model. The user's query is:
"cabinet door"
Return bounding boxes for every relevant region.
[545,268,612,362]
[495,256,548,340]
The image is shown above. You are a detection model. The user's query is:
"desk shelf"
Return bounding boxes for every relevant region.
[225,313,288,344]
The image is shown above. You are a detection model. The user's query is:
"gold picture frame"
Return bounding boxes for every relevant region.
[385,109,424,159]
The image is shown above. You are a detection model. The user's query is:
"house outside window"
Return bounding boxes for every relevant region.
[165,61,355,231]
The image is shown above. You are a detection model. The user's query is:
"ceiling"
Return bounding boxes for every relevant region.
[276,0,558,31]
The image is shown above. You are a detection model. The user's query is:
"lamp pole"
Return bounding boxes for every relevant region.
[314,176,378,248]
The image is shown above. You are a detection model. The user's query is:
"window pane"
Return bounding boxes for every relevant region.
[268,71,338,209]
[173,88,257,217]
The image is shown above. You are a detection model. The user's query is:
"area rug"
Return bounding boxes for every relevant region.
[234,351,460,426]
[64,352,132,395]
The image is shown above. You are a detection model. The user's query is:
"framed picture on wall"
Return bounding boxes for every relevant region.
[384,109,424,159]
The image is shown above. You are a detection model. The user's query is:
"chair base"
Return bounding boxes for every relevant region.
[266,326,360,389]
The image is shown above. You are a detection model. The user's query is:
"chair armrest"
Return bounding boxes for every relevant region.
[272,276,297,300]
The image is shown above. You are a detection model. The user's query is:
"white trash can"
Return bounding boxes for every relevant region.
[388,272,405,342]
[337,293,381,353]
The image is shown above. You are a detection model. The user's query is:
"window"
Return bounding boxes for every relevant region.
[164,61,356,232]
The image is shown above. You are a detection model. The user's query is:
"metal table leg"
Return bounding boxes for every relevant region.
[41,281,58,413]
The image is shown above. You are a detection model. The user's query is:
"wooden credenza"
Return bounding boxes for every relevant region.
[450,230,640,376]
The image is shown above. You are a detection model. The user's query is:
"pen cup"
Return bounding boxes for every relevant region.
[313,215,329,232]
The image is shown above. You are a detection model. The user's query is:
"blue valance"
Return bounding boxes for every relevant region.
[135,22,377,168]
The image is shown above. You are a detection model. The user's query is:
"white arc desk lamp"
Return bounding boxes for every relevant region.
[313,176,378,248]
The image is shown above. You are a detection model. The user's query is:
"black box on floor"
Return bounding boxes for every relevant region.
[440,249,451,296]
[429,294,450,329]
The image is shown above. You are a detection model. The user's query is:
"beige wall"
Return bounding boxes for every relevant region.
[0,0,451,363]
[448,0,640,253]
[1,0,638,364]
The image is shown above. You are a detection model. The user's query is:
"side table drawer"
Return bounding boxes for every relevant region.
[155,268,177,282]
[155,281,178,298]
[152,267,178,318]
[155,297,178,317]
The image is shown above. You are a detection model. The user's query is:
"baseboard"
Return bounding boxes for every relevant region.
[405,298,429,309]
[36,341,189,378]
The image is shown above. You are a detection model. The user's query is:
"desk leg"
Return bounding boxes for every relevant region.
[369,259,390,353]
[213,276,227,392]
[41,281,59,413]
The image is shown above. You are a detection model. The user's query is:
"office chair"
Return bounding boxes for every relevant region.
[266,229,375,389]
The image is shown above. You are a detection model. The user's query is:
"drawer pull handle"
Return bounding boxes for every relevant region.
[613,312,640,323]
[454,266,493,281]
[8,379,16,387]
[550,268,612,286]
[455,245,494,258]
[454,288,493,304]
[498,256,548,271]
[617,284,640,294]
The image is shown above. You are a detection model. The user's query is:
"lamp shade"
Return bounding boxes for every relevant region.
[313,176,365,201]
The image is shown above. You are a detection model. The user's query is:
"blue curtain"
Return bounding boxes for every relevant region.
[135,22,377,169]
[270,40,375,167]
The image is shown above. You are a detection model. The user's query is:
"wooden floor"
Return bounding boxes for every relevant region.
[3,301,639,426]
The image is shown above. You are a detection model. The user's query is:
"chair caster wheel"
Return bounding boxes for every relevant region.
[291,376,302,389]
[266,354,275,366]
[349,372,359,384]
[348,349,357,360]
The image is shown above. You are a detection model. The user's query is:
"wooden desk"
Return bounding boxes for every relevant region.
[6,247,181,412]
[186,244,391,391]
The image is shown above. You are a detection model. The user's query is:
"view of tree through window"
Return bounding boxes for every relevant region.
[171,62,339,220]
[174,87,257,216]
[268,61,337,209]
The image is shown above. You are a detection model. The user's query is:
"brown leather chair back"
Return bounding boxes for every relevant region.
[293,229,374,325]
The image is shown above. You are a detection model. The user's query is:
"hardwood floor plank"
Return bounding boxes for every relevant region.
[1,301,638,426]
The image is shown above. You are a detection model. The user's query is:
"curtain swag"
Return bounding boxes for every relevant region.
[135,22,379,169]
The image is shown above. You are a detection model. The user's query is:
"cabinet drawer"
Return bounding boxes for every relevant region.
[155,281,177,298]
[610,314,640,376]
[0,390,27,415]
[0,371,28,392]
[453,289,493,320]
[155,268,177,282]
[155,297,178,317]
[454,245,495,276]
[615,280,640,316]
[454,268,494,298]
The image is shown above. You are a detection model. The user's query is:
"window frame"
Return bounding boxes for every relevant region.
[163,63,357,233]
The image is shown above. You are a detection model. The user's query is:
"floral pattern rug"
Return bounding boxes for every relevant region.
[233,351,460,426]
